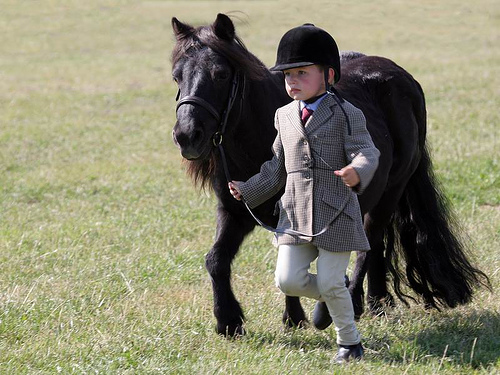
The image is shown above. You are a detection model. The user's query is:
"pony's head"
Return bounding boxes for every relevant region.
[171,14,266,162]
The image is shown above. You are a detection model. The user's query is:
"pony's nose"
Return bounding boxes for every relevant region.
[192,128,203,145]
[172,123,206,160]
[173,125,204,147]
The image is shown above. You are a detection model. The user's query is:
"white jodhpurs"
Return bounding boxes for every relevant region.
[275,243,360,346]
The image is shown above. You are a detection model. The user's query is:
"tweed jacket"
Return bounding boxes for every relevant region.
[239,94,380,252]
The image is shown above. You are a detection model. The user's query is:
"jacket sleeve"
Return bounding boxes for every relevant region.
[344,106,380,194]
[238,111,286,208]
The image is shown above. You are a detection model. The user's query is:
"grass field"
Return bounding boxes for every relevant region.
[1,0,499,373]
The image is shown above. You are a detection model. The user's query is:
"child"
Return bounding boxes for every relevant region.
[229,24,379,363]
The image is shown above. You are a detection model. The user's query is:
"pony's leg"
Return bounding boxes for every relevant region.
[283,295,307,328]
[349,251,368,320]
[350,208,396,318]
[364,213,395,315]
[205,206,255,337]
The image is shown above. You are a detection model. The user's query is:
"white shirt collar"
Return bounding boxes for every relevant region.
[299,93,328,111]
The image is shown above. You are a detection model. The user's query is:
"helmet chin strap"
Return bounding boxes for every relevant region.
[323,66,351,135]
[325,67,345,104]
[324,68,331,93]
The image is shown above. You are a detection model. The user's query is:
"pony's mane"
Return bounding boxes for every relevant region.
[173,23,270,189]
[172,24,268,81]
[340,50,365,62]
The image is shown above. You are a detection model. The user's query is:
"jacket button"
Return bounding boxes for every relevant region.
[305,173,310,179]
[302,139,308,145]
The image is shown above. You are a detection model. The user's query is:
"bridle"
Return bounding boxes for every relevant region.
[176,71,243,182]
[175,71,350,238]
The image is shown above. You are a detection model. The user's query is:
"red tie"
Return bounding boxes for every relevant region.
[301,107,314,125]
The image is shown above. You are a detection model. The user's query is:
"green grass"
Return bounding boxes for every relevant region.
[1,0,499,373]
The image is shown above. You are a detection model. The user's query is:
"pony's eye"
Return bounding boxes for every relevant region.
[172,68,182,83]
[214,70,229,81]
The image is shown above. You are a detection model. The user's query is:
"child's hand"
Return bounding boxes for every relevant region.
[334,166,360,189]
[228,181,243,200]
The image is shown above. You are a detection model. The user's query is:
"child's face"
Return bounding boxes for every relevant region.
[283,65,327,101]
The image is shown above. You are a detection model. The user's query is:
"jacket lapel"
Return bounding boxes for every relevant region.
[305,94,337,136]
[286,100,308,139]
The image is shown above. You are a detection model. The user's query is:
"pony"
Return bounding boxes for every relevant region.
[170,13,489,337]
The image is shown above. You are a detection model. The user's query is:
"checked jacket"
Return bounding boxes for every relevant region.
[239,94,380,252]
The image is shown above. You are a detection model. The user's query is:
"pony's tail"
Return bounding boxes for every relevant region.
[386,146,491,309]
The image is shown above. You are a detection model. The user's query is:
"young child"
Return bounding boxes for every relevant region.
[229,24,379,363]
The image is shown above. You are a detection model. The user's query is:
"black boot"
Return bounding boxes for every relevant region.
[335,342,364,364]
[312,301,332,330]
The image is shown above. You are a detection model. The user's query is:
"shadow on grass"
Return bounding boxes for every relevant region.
[246,310,499,369]
[363,309,500,369]
[245,326,335,351]
[412,310,500,369]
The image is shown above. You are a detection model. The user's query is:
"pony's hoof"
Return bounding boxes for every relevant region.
[368,293,395,317]
[282,310,307,329]
[216,322,245,338]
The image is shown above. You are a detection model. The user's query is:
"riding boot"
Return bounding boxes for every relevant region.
[312,301,332,330]
[335,342,364,364]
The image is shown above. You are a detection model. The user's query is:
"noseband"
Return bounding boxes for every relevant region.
[176,95,221,124]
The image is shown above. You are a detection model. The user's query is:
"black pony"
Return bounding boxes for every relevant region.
[171,14,489,336]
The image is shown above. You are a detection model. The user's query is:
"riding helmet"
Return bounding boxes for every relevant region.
[270,23,341,83]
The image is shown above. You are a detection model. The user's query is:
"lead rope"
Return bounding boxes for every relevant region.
[178,71,351,238]
[239,151,352,238]
[220,90,351,238]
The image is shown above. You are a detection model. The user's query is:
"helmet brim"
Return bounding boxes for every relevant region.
[269,61,315,71]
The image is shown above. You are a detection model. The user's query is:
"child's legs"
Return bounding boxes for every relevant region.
[317,249,360,346]
[275,243,321,300]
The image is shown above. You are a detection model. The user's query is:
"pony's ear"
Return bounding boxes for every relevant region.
[172,17,194,40]
[212,13,235,41]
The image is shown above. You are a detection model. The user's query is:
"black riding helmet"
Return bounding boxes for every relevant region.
[270,23,341,84]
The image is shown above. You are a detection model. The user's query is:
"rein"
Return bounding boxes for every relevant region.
[175,72,351,238]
